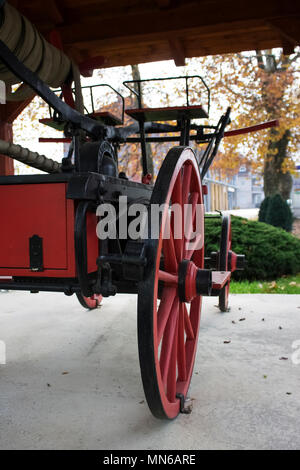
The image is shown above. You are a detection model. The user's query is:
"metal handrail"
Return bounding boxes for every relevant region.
[123,75,210,115]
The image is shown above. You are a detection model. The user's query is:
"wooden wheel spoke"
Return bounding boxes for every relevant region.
[177,304,187,381]
[160,298,179,387]
[183,303,195,340]
[158,270,178,285]
[172,172,183,261]
[185,231,203,261]
[163,214,178,271]
[184,191,199,258]
[167,318,178,403]
[157,287,177,345]
[182,164,192,206]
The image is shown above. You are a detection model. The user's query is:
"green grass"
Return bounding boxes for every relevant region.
[230,273,300,294]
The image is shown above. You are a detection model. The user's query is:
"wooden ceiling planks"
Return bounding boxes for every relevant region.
[12,0,300,67]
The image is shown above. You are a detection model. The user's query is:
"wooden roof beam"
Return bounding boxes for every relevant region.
[58,0,300,45]
[155,0,172,8]
[168,38,186,66]
[267,17,300,54]
[47,0,64,25]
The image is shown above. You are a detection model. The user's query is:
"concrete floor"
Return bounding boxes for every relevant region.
[0,291,299,450]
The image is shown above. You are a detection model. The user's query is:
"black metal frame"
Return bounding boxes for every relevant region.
[123,75,211,112]
[123,75,211,176]
[48,83,125,125]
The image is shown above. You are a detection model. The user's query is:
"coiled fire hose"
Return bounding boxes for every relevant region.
[0,2,84,173]
[0,139,61,173]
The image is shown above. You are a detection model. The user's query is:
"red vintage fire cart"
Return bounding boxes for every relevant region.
[0,40,276,419]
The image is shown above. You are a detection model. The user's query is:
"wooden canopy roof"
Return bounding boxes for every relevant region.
[9,0,300,67]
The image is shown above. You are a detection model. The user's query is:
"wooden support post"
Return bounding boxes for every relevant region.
[0,121,14,175]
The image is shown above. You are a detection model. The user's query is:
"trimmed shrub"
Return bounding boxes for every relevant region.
[258,197,270,223]
[205,215,300,280]
[265,193,293,232]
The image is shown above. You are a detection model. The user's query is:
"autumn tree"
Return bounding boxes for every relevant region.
[195,49,300,200]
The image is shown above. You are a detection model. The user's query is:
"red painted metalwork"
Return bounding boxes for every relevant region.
[218,215,232,312]
[39,137,72,143]
[229,250,237,272]
[202,184,208,195]
[48,30,75,109]
[142,173,152,185]
[224,119,278,137]
[76,293,103,309]
[0,183,98,277]
[212,270,231,289]
[184,261,199,303]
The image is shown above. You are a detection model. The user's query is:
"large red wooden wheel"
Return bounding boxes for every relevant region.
[76,293,102,310]
[138,147,204,419]
[218,214,231,312]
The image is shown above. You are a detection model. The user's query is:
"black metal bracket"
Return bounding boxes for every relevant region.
[29,235,44,272]
[94,261,117,297]
[97,240,147,283]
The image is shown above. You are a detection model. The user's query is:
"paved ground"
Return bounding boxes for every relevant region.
[0,291,299,450]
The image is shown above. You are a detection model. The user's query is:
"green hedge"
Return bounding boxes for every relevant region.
[265,194,293,232]
[205,215,300,280]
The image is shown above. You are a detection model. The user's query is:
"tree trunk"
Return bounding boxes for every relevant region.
[256,50,293,200]
[130,64,154,176]
[263,128,293,200]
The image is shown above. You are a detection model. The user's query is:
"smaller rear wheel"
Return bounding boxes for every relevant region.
[218,214,231,312]
[76,293,102,310]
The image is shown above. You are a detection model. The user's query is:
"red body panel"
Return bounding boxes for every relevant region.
[0,183,98,278]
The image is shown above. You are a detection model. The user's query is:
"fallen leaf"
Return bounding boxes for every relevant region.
[224,340,231,344]
[62,371,69,375]
[263,375,267,379]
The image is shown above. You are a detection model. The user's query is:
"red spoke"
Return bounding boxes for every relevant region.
[182,164,192,206]
[160,298,179,387]
[183,303,195,340]
[184,191,199,258]
[172,172,183,261]
[163,214,178,272]
[185,231,203,261]
[177,304,187,381]
[167,317,179,403]
[158,270,178,285]
[157,288,177,345]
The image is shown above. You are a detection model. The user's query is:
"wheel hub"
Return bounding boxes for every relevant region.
[178,259,212,302]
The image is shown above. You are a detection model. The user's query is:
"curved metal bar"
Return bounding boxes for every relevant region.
[0,39,105,139]
[74,201,96,297]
